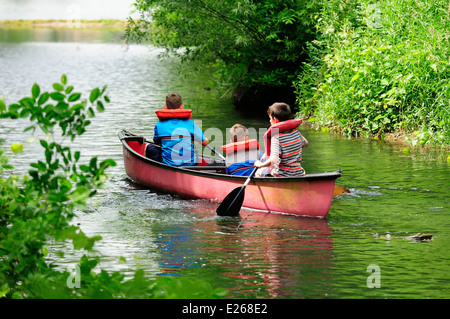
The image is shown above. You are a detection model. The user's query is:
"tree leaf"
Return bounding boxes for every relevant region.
[32,83,40,99]
[96,100,105,112]
[50,92,65,101]
[65,85,74,94]
[54,102,69,114]
[0,99,6,112]
[10,143,24,155]
[68,93,82,102]
[38,92,50,105]
[53,83,64,92]
[87,107,95,118]
[89,88,100,103]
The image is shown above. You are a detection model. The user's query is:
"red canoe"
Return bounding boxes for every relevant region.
[119,130,342,218]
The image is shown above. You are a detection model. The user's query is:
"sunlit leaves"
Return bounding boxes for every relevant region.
[89,87,100,103]
[50,92,65,101]
[96,100,105,112]
[10,143,23,155]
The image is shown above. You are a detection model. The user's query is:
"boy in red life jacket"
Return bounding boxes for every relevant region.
[221,124,263,176]
[147,92,209,166]
[254,103,308,177]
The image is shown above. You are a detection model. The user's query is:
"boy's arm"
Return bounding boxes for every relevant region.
[255,134,279,168]
[302,135,309,148]
[254,155,278,168]
[192,121,209,146]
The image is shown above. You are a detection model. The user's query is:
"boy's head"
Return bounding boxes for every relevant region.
[229,124,248,142]
[267,102,292,122]
[166,92,183,109]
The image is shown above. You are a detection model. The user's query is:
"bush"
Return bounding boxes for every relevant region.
[295,0,450,146]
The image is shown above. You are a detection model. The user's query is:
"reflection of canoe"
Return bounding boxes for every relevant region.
[118,129,342,218]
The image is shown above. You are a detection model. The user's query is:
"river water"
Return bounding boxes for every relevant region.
[1,27,449,299]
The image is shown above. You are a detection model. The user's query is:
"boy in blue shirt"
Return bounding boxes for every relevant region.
[152,92,209,166]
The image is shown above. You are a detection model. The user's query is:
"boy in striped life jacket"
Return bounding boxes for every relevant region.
[221,124,263,176]
[255,103,308,177]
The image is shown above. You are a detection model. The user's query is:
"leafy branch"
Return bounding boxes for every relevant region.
[0,75,227,299]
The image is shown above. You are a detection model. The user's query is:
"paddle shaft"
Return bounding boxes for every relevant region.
[229,169,255,206]
[206,144,226,161]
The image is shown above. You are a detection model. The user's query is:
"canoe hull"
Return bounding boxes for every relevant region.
[120,130,341,218]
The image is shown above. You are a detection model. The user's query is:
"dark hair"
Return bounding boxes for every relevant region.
[166,92,183,109]
[267,102,291,121]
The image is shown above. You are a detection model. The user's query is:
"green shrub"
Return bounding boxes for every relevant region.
[295,0,450,146]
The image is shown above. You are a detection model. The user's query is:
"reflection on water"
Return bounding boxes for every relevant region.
[1,31,449,299]
[65,189,335,298]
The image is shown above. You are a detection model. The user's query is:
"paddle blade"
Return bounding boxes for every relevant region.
[216,186,245,217]
[333,184,350,197]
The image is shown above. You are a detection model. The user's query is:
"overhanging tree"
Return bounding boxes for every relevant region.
[127,0,321,111]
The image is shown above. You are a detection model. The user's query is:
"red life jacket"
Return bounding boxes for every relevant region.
[220,137,260,154]
[155,105,192,120]
[263,119,302,156]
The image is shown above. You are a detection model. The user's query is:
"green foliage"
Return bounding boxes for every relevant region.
[0,76,226,298]
[127,0,321,90]
[0,75,114,298]
[295,0,450,146]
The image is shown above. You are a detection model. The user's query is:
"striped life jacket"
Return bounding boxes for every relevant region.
[263,119,302,156]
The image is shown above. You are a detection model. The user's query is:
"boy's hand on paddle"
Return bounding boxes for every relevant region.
[254,160,263,168]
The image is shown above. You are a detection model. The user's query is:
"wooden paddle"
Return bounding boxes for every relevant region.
[216,167,258,216]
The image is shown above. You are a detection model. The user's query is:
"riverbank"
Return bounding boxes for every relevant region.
[0,19,127,30]
[294,0,449,159]
[302,119,449,161]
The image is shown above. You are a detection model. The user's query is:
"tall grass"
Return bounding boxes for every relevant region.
[296,0,450,146]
